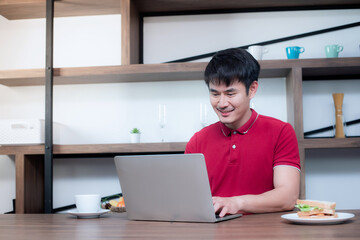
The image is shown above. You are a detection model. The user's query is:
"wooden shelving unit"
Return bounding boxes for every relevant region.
[1,0,360,213]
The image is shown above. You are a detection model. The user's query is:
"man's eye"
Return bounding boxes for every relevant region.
[227,93,235,97]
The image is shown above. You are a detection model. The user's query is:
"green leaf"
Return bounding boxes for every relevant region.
[295,204,312,212]
[130,128,141,133]
[295,204,323,212]
[313,206,323,210]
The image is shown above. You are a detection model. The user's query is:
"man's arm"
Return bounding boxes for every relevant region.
[213,166,300,217]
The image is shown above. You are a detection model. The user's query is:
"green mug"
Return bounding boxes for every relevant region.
[325,44,343,58]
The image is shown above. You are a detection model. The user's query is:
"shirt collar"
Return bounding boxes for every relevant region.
[220,109,258,136]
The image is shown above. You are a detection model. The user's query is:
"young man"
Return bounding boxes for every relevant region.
[185,48,300,217]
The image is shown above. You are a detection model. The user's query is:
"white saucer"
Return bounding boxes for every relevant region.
[68,209,110,218]
[281,212,355,224]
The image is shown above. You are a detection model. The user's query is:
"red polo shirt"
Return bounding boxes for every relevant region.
[185,109,300,197]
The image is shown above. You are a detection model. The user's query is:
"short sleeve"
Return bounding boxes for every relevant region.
[273,123,301,171]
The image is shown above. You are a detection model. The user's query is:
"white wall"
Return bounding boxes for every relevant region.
[0,9,359,212]
[143,9,360,63]
[0,155,15,213]
[305,148,360,210]
[303,80,360,138]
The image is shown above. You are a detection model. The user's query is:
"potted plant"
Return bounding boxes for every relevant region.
[130,128,141,143]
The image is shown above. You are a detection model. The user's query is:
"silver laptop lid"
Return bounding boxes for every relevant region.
[114,154,219,222]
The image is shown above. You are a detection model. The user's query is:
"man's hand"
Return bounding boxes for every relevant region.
[211,167,300,215]
[212,196,243,217]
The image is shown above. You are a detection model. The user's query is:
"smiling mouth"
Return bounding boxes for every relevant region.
[217,108,234,117]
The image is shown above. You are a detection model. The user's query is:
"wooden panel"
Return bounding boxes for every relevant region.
[121,0,139,65]
[0,68,45,86]
[24,155,44,213]
[1,58,359,87]
[9,138,359,156]
[0,0,120,20]
[302,58,360,80]
[15,154,25,214]
[0,62,206,86]
[133,0,360,13]
[53,142,187,154]
[286,67,303,139]
[303,66,360,80]
[1,0,358,20]
[0,145,44,155]
[285,67,305,199]
[13,152,46,213]
[0,142,187,155]
[298,147,306,199]
[300,137,360,149]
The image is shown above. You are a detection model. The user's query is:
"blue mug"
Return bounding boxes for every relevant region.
[286,46,305,59]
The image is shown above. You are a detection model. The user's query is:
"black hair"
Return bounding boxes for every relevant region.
[204,48,260,95]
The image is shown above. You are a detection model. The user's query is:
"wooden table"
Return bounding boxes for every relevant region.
[0,210,359,239]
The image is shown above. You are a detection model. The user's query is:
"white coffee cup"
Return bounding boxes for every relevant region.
[247,45,269,60]
[75,194,101,213]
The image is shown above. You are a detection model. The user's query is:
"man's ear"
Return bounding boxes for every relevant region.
[248,81,258,99]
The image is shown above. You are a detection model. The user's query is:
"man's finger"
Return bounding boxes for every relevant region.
[219,206,228,218]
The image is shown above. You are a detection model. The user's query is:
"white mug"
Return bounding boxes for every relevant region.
[248,45,269,60]
[75,194,101,213]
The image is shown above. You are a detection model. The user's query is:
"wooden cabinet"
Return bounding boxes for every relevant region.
[0,0,359,213]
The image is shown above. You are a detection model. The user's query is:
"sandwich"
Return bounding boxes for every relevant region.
[295,199,338,219]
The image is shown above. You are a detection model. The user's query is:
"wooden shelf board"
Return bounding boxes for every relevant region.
[1,58,359,87]
[1,0,359,20]
[53,142,187,154]
[0,0,121,20]
[133,0,360,14]
[0,142,187,155]
[0,63,206,86]
[301,137,360,149]
[0,144,44,155]
[0,68,45,86]
[301,58,360,80]
[3,138,360,155]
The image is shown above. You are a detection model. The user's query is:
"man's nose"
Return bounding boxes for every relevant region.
[218,94,229,108]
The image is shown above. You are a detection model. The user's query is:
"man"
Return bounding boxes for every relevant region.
[185,48,300,217]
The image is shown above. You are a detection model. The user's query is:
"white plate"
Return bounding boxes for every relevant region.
[281,212,355,224]
[68,209,110,218]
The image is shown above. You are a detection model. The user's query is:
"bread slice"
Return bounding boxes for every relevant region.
[297,208,336,217]
[296,199,336,210]
[297,213,339,219]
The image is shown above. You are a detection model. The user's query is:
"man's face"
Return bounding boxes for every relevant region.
[209,81,257,130]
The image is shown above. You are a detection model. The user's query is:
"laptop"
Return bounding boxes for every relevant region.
[114,153,242,223]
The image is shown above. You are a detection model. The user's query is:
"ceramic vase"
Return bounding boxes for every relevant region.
[130,133,141,143]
